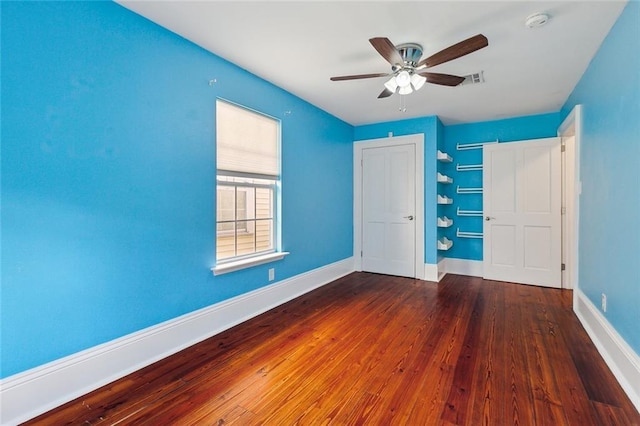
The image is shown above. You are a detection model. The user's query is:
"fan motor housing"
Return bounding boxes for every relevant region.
[395,43,423,67]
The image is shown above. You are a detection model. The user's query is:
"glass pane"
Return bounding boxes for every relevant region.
[236,220,256,256]
[217,186,235,223]
[237,187,255,220]
[255,219,273,251]
[256,187,273,219]
[215,176,276,262]
[216,222,236,260]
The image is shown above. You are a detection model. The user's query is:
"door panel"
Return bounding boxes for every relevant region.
[483,138,561,288]
[491,225,516,266]
[491,149,517,213]
[523,226,551,269]
[361,144,415,278]
[523,146,552,213]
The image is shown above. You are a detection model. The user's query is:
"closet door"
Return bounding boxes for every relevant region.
[483,138,562,288]
[361,143,416,278]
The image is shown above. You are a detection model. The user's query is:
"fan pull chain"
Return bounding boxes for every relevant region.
[399,95,407,113]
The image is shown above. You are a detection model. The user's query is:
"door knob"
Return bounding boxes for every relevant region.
[485,216,495,221]
[404,215,414,220]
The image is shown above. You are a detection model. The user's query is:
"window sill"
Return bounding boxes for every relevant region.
[212,252,290,276]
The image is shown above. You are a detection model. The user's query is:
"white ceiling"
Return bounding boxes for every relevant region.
[118,1,626,126]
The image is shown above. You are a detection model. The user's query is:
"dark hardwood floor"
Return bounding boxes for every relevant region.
[25,273,639,425]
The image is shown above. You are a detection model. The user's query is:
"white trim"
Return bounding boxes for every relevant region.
[574,289,640,412]
[445,258,483,277]
[353,134,425,279]
[437,257,447,281]
[558,104,582,291]
[424,263,438,282]
[0,257,355,425]
[212,251,290,275]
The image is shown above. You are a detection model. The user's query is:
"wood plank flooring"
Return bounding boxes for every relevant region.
[24,273,640,425]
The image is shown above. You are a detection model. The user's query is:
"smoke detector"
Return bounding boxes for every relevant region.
[525,12,550,29]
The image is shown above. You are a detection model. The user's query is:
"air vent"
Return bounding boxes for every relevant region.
[460,72,485,86]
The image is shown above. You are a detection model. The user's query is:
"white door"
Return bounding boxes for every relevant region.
[361,143,416,278]
[483,138,562,288]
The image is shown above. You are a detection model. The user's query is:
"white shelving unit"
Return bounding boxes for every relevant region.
[437,172,453,184]
[457,207,483,217]
[450,142,487,257]
[457,186,483,194]
[456,163,483,172]
[456,140,498,151]
[437,148,454,266]
[437,216,453,228]
[456,228,483,239]
[437,150,453,162]
[437,237,453,251]
[437,195,453,204]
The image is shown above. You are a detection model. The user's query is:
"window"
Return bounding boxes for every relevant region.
[216,175,274,258]
[215,100,282,268]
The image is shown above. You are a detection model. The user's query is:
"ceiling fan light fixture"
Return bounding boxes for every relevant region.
[331,34,489,100]
[384,76,398,93]
[411,73,427,91]
[398,85,413,95]
[395,70,412,88]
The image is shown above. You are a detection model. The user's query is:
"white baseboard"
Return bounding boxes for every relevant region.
[0,257,355,425]
[437,258,447,281]
[443,258,483,278]
[424,263,438,282]
[574,289,640,412]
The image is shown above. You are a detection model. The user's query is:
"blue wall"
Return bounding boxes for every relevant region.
[3,0,638,381]
[561,2,640,353]
[353,117,440,264]
[441,113,561,260]
[1,2,353,378]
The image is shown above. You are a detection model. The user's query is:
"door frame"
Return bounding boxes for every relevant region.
[558,104,583,292]
[354,134,425,279]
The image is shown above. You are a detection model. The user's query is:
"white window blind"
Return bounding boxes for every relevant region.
[216,100,279,177]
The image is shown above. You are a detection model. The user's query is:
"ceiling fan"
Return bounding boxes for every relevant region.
[330,34,488,98]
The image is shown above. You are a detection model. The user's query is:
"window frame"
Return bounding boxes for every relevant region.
[212,99,288,275]
[216,173,276,261]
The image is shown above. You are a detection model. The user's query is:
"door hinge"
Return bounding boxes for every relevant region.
[561,144,566,152]
[561,206,566,215]
[361,250,363,257]
[561,263,566,271]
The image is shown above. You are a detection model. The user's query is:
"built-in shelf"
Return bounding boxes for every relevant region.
[457,186,483,194]
[456,140,499,151]
[447,145,486,245]
[437,216,453,228]
[456,163,483,171]
[437,237,453,251]
[457,228,483,239]
[437,195,453,205]
[437,172,453,184]
[457,207,483,217]
[437,150,453,162]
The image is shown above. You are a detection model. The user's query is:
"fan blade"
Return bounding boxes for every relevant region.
[418,34,488,68]
[369,37,404,66]
[417,72,465,86]
[378,88,394,98]
[330,72,389,81]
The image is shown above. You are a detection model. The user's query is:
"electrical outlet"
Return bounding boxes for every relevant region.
[268,268,275,282]
[601,293,607,313]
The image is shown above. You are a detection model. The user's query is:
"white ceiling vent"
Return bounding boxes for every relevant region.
[460,72,485,86]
